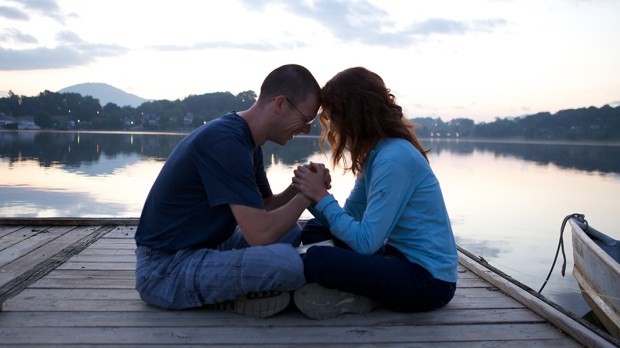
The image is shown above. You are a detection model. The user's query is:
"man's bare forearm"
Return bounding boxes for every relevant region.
[264,183,297,211]
[232,193,311,246]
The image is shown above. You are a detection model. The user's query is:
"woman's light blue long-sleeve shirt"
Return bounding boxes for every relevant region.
[309,138,458,283]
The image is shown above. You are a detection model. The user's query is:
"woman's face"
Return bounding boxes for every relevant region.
[326,112,355,148]
[324,108,340,130]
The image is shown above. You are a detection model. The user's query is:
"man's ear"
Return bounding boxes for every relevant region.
[272,95,286,113]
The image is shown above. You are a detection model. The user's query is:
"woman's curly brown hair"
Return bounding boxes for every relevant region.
[319,67,429,175]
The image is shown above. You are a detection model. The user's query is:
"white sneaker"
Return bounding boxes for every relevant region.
[294,283,374,320]
[295,239,335,255]
[206,291,290,318]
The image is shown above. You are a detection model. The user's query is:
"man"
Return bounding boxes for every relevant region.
[135,64,321,318]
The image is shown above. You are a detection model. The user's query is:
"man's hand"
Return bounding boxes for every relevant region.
[305,162,332,189]
[292,162,330,203]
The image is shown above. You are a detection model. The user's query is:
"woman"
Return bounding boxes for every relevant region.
[292,67,458,320]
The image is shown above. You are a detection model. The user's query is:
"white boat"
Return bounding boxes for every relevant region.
[570,215,620,338]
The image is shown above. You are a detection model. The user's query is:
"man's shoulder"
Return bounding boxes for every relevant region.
[193,113,248,143]
[199,112,237,131]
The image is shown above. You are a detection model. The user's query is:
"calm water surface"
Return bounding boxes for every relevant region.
[1,130,619,317]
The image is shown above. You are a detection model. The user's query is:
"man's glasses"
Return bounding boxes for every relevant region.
[284,96,314,125]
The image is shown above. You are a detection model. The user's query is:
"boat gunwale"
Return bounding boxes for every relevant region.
[459,246,619,348]
[570,218,620,275]
[570,218,620,339]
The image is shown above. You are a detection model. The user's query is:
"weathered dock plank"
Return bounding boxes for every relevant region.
[0,225,52,254]
[0,219,617,347]
[57,261,136,270]
[0,226,95,269]
[0,307,546,327]
[0,323,581,346]
[3,287,527,312]
[103,226,138,239]
[0,224,115,303]
[0,225,27,240]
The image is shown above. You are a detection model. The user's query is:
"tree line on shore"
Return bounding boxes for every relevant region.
[411,104,620,141]
[1,89,619,141]
[0,89,256,131]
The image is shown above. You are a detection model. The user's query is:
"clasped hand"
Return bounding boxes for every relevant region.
[292,162,331,204]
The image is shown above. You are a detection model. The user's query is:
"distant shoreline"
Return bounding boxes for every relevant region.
[0,128,190,136]
[2,129,620,147]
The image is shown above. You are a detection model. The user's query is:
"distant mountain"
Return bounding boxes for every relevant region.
[58,83,149,108]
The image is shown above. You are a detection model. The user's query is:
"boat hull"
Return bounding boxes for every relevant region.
[570,218,620,338]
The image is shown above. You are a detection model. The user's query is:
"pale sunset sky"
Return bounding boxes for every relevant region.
[1,0,618,123]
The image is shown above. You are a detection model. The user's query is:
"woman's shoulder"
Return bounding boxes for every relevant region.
[370,138,428,171]
[376,138,422,159]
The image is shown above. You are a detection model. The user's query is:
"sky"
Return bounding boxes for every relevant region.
[0,0,619,123]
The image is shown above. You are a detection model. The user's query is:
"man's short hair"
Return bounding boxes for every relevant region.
[258,64,321,105]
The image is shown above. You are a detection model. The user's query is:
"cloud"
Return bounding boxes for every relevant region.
[0,28,38,44]
[0,36,127,70]
[472,19,508,32]
[11,0,66,23]
[0,0,510,70]
[287,0,409,47]
[0,5,29,20]
[20,0,61,12]
[409,18,469,35]
[137,0,509,53]
[0,2,117,71]
[0,46,91,70]
[56,30,83,45]
[238,0,507,48]
[150,40,306,52]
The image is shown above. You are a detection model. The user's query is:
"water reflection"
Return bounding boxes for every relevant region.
[454,235,505,259]
[2,131,619,175]
[0,131,182,170]
[0,185,127,217]
[262,136,322,165]
[428,139,620,174]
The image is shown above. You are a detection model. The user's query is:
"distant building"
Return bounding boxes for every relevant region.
[0,115,40,130]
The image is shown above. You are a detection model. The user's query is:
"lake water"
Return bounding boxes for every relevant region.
[1,129,619,317]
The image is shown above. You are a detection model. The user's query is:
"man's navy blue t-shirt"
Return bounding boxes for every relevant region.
[135,112,272,252]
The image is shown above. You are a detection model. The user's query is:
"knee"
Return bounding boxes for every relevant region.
[301,246,332,282]
[244,243,306,290]
[272,244,305,284]
[279,223,302,246]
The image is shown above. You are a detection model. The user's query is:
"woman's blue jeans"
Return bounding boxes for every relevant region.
[301,219,456,312]
[135,224,305,309]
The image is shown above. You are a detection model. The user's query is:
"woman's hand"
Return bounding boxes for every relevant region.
[292,162,331,203]
[307,162,332,189]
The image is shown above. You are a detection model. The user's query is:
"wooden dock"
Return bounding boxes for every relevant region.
[0,218,617,347]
